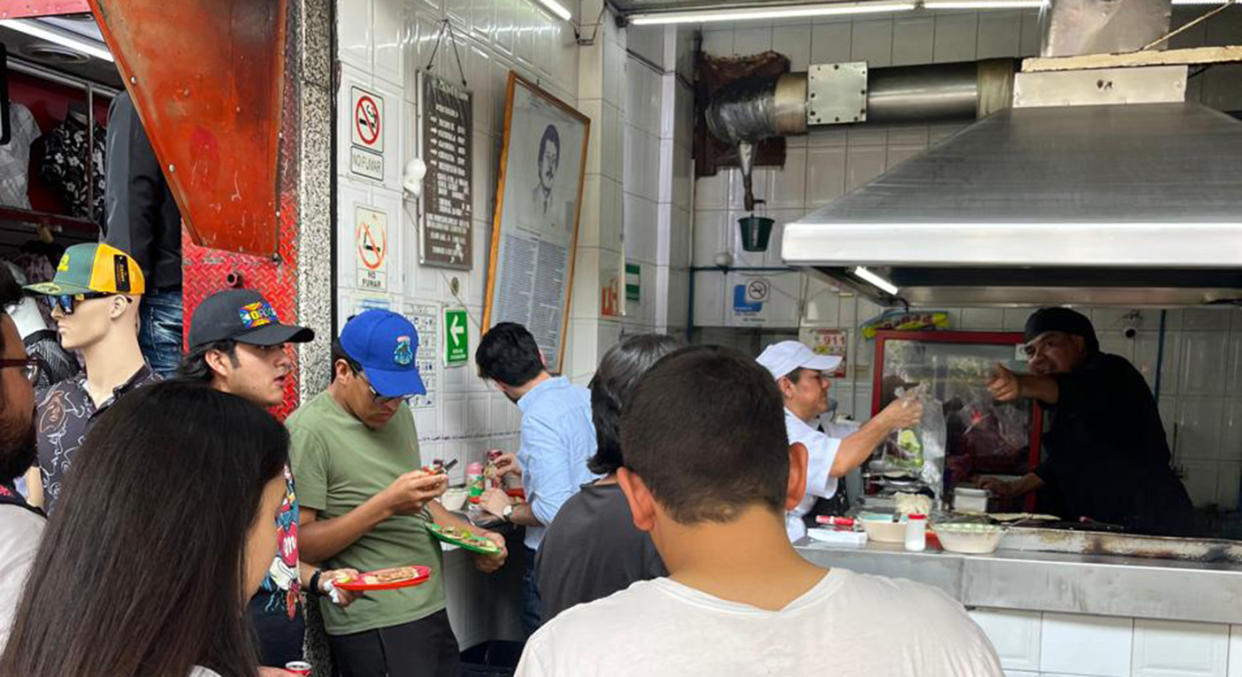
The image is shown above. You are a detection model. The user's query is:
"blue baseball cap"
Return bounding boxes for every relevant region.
[339,309,426,397]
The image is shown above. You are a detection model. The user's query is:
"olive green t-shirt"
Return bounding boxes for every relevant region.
[286,391,446,635]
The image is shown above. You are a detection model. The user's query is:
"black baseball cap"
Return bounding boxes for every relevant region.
[188,289,314,349]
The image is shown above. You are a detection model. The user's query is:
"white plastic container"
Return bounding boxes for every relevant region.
[954,486,990,514]
[905,514,927,552]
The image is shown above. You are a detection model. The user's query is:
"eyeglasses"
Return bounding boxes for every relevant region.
[361,375,412,405]
[0,356,43,385]
[49,292,127,315]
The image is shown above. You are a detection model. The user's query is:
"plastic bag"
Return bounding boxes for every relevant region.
[881,385,948,501]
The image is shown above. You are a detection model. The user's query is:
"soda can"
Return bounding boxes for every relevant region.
[285,661,313,676]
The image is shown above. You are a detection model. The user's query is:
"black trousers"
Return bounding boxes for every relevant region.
[249,595,306,668]
[328,610,461,677]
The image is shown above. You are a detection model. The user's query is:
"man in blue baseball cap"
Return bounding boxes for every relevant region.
[286,309,508,677]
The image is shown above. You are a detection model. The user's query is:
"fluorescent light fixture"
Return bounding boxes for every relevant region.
[629,1,917,25]
[0,19,113,62]
[853,266,899,296]
[1171,0,1235,3]
[535,0,573,21]
[923,0,1045,7]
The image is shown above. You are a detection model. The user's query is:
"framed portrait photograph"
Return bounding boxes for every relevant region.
[482,72,590,372]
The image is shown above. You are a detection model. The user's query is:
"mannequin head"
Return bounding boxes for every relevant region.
[23,243,146,358]
[51,293,140,351]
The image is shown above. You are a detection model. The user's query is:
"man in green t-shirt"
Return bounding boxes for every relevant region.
[288,309,508,677]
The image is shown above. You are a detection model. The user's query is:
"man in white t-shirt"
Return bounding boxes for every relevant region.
[517,346,1002,677]
[0,265,45,648]
[757,340,924,541]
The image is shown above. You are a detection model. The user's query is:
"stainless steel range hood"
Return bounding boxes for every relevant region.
[782,101,1242,307]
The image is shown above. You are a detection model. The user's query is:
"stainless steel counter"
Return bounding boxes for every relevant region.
[796,539,1242,624]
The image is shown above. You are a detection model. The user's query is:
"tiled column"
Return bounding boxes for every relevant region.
[566,0,626,383]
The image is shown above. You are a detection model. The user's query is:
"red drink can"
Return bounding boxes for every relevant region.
[285,661,313,676]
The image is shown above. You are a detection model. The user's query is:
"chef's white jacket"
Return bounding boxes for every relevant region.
[783,408,842,542]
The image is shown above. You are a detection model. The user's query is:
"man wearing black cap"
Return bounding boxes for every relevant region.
[983,307,1194,536]
[180,289,360,670]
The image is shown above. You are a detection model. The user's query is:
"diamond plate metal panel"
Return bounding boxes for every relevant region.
[182,18,305,419]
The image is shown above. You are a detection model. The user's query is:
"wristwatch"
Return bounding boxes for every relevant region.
[501,504,514,521]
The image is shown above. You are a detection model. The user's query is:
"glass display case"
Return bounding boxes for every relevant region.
[870,330,1043,511]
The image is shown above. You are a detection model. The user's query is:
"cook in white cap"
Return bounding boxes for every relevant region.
[756,341,924,542]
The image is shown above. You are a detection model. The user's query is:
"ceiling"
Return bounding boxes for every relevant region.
[609,0,820,14]
[1,13,122,90]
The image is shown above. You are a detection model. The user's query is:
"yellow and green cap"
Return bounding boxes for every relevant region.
[24,243,146,297]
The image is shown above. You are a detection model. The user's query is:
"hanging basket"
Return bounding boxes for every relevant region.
[738,215,774,252]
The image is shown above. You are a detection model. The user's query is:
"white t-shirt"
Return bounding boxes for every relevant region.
[189,667,222,677]
[517,568,1003,677]
[0,504,44,649]
[784,409,842,542]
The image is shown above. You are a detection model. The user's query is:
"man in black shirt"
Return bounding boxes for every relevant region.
[104,92,183,377]
[983,308,1194,536]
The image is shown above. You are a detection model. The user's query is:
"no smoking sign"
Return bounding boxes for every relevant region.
[349,86,385,181]
[350,86,384,151]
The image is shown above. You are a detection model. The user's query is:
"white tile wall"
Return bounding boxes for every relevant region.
[1131,619,1229,677]
[1041,613,1134,677]
[971,609,1041,671]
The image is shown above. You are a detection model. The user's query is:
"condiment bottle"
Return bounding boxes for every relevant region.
[905,514,927,552]
[466,462,484,504]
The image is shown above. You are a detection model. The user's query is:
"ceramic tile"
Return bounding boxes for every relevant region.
[811,22,853,65]
[1180,332,1230,395]
[470,0,493,37]
[1182,460,1220,507]
[851,20,893,68]
[734,26,773,56]
[970,609,1041,671]
[340,0,374,71]
[769,147,807,209]
[374,0,404,86]
[1132,619,1228,677]
[934,14,979,63]
[1177,397,1226,461]
[845,146,887,192]
[977,10,1023,59]
[961,307,1005,331]
[1222,400,1242,463]
[1218,462,1241,512]
[805,146,848,207]
[774,25,812,71]
[892,17,934,65]
[1018,9,1041,56]
[1185,309,1232,332]
[1039,613,1132,677]
[700,29,733,57]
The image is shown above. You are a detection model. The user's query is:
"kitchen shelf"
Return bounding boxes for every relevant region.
[0,205,99,243]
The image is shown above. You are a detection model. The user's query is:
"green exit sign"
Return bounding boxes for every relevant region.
[445,308,469,366]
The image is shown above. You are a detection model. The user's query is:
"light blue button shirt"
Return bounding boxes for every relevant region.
[516,376,600,551]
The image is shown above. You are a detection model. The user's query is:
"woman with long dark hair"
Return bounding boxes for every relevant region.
[534,333,681,623]
[0,379,290,677]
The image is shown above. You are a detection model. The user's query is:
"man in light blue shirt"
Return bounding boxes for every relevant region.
[477,322,597,636]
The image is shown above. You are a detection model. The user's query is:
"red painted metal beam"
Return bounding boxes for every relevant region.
[0,0,91,19]
[88,0,286,257]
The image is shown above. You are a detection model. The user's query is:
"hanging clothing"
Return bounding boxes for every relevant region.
[36,114,107,223]
[104,92,182,292]
[0,103,41,209]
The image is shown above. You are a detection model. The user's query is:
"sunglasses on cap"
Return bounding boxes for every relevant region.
[49,293,130,315]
